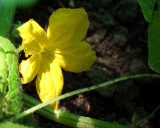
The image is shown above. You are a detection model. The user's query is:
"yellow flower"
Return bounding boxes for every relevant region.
[18,8,97,110]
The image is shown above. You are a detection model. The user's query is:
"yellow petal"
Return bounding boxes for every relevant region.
[19,54,41,84]
[36,58,63,110]
[18,19,48,57]
[54,41,97,72]
[47,8,89,48]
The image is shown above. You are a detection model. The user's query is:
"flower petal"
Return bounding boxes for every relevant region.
[18,19,48,57]
[19,54,41,84]
[54,41,97,72]
[47,8,89,48]
[36,58,63,110]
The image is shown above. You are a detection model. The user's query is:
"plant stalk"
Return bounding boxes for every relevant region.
[10,74,160,127]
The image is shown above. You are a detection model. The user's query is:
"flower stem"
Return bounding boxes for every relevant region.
[10,74,160,125]
[23,101,131,128]
[17,45,23,53]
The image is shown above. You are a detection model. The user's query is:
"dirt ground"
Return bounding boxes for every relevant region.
[15,0,160,128]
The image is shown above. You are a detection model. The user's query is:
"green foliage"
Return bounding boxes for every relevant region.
[10,21,22,47]
[138,0,160,73]
[0,0,17,37]
[0,120,34,128]
[10,21,22,39]
[148,8,160,73]
[138,0,157,23]
[0,0,38,38]
[17,0,38,8]
[22,115,38,128]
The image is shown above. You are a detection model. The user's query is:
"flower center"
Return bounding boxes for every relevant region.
[40,47,45,53]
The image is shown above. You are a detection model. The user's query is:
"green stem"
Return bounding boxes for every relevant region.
[23,94,131,128]
[24,101,130,128]
[0,46,8,117]
[10,74,160,123]
[17,45,23,53]
[135,104,160,125]
[0,37,23,115]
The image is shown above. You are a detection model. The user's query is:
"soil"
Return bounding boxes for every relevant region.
[15,0,160,128]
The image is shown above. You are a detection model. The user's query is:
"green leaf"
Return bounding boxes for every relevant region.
[148,7,160,73]
[0,0,17,37]
[0,120,34,128]
[17,0,38,8]
[138,0,157,22]
[0,0,38,37]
